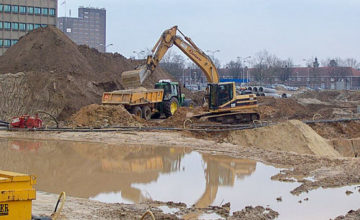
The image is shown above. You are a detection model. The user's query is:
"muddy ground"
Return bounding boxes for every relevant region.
[33,192,279,220]
[1,126,360,219]
[1,26,360,219]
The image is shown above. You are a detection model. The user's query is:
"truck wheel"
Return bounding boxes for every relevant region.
[183,99,194,108]
[142,106,152,120]
[164,97,179,117]
[151,112,161,119]
[131,106,142,118]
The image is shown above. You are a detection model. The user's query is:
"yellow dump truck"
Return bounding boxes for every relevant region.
[102,88,164,120]
[102,81,193,120]
[0,170,36,220]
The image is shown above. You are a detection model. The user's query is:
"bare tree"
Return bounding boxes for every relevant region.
[321,57,359,68]
[159,50,186,78]
[250,50,294,84]
[225,60,243,78]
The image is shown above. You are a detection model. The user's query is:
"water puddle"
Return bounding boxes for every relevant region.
[0,138,359,219]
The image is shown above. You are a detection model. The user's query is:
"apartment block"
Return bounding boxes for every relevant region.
[57,7,106,52]
[0,0,57,55]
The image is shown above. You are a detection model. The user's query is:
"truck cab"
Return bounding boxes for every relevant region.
[154,80,192,117]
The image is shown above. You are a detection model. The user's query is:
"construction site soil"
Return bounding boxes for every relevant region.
[1,26,360,219]
[0,26,198,122]
[69,104,142,127]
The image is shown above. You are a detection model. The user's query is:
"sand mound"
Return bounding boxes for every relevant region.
[227,120,340,157]
[159,107,204,127]
[69,104,141,127]
[258,97,312,120]
[295,90,360,103]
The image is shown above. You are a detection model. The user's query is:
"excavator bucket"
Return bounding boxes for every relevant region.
[121,66,151,89]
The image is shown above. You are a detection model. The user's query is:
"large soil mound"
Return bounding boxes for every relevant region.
[258,97,312,120]
[0,26,196,122]
[69,104,141,127]
[226,120,340,157]
[295,90,360,103]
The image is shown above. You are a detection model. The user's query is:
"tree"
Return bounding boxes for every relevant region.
[313,57,319,68]
[225,60,243,78]
[159,50,186,78]
[321,57,359,68]
[250,50,293,84]
[329,59,338,67]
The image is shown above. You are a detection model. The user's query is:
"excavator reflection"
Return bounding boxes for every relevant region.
[0,139,256,211]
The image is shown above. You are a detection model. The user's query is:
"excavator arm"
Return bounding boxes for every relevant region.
[121,26,219,89]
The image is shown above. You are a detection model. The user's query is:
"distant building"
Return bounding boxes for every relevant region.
[0,0,57,55]
[248,67,360,90]
[57,7,106,52]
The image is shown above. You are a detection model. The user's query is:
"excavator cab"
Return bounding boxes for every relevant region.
[208,82,234,110]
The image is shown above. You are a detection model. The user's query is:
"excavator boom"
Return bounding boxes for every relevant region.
[120,25,259,123]
[121,26,218,89]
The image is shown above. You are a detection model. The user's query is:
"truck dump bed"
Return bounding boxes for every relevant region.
[102,89,164,105]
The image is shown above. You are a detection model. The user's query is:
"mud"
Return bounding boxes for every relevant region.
[157,107,205,127]
[334,208,360,220]
[0,130,359,196]
[257,97,312,120]
[230,206,279,220]
[34,192,279,220]
[309,121,360,139]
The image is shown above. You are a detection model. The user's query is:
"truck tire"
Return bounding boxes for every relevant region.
[131,106,142,118]
[183,99,194,108]
[164,97,179,118]
[142,106,152,120]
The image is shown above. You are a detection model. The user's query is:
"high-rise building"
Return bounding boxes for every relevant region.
[0,0,57,55]
[57,7,106,52]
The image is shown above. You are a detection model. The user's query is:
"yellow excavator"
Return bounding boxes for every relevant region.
[122,26,259,123]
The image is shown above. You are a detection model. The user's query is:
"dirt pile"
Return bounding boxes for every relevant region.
[295,90,360,103]
[293,90,360,119]
[309,121,360,139]
[258,97,312,120]
[69,104,141,127]
[230,206,279,220]
[159,107,204,127]
[226,120,340,157]
[0,26,191,122]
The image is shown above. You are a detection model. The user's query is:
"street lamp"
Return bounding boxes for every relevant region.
[238,56,251,86]
[98,43,113,52]
[303,58,310,87]
[206,49,220,61]
[243,56,251,86]
[133,50,145,59]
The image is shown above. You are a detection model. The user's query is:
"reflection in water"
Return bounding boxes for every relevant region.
[0,138,359,220]
[0,138,191,201]
[0,138,256,206]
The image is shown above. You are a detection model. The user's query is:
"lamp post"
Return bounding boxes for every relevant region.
[303,58,310,87]
[133,50,145,59]
[206,49,220,61]
[236,56,251,86]
[98,43,113,52]
[242,56,251,86]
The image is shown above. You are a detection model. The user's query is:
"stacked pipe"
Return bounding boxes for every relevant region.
[0,120,9,129]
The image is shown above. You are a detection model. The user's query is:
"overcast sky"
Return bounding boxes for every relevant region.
[58,0,360,66]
